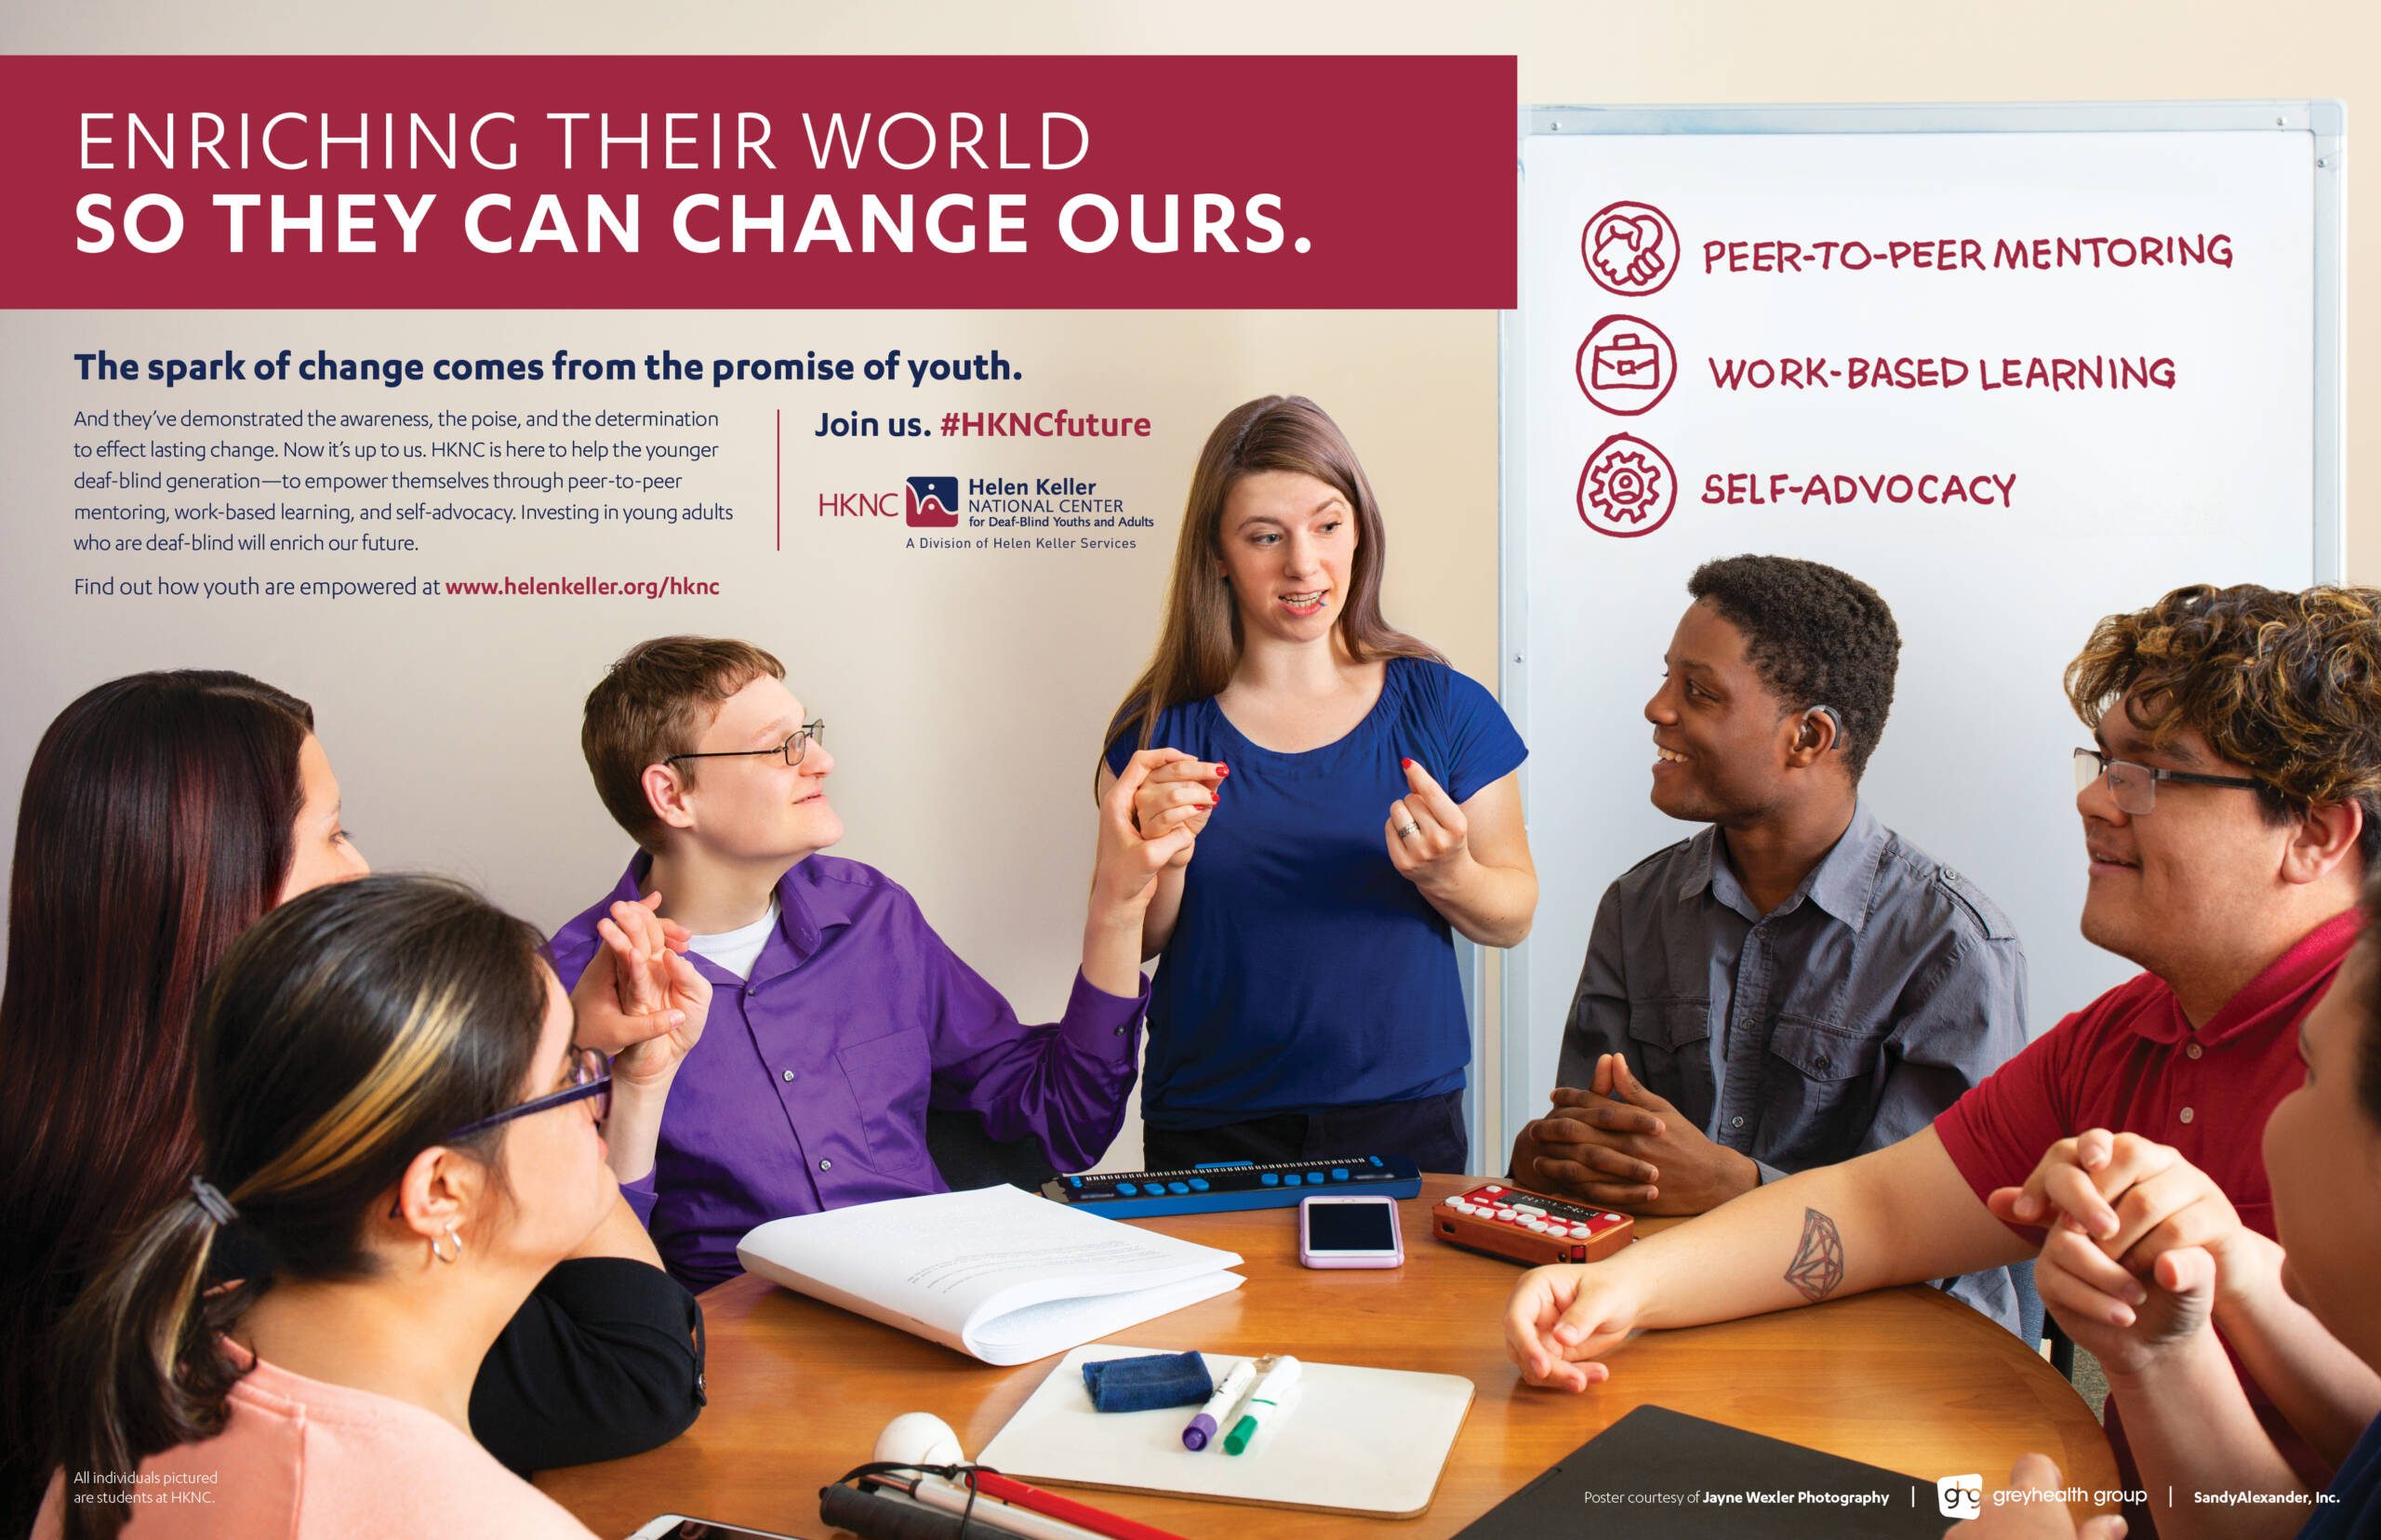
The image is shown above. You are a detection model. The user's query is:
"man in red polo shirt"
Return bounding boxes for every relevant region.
[1503,583,2381,1510]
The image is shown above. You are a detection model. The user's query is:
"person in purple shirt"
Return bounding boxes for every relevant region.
[553,635,1193,1289]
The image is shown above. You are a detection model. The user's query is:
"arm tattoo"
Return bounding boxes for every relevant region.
[1783,1207,1845,1302]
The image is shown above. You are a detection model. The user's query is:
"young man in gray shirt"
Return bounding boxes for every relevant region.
[1509,554,2028,1324]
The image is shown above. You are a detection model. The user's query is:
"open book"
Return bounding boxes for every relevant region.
[736,1184,1246,1365]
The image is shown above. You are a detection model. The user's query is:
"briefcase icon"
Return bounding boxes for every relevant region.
[1590,334,1662,391]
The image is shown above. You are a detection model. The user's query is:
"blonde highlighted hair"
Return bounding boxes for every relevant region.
[46,877,549,1540]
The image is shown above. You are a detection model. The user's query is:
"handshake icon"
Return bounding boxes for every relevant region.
[1582,199,1678,297]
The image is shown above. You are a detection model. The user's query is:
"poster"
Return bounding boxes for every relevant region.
[5,6,2377,1536]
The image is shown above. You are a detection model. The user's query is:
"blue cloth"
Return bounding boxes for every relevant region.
[1104,657,1526,1126]
[1080,1351,1213,1412]
[2297,1412,2381,1537]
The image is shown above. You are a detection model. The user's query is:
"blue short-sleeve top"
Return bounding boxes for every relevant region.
[2297,1412,2381,1537]
[1104,656,1526,1126]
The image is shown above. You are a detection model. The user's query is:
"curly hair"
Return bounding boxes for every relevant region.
[2064,583,2381,864]
[1686,554,1900,781]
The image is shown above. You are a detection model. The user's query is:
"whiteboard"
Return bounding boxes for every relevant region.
[979,1345,1474,1518]
[1496,102,2345,1160]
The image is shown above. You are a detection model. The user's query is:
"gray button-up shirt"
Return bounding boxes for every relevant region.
[1558,803,2029,1327]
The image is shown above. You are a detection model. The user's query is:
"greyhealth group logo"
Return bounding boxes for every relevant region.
[906,475,960,527]
[1938,1473,1983,1520]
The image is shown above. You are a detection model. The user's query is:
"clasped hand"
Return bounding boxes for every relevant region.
[1987,1129,2262,1378]
[1515,1053,1757,1215]
[1124,750,1224,869]
[1095,749,1205,909]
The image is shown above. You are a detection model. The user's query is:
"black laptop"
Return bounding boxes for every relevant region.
[1456,1405,1953,1538]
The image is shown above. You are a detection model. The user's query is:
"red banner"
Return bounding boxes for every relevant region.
[4,54,1517,309]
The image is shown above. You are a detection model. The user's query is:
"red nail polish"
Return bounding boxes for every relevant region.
[1400,757,1415,769]
[1216,763,1230,777]
[1211,793,1221,806]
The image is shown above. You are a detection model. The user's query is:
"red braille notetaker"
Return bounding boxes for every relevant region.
[1430,1181,1634,1265]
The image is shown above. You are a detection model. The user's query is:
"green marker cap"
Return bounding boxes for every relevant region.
[1223,1413,1259,1455]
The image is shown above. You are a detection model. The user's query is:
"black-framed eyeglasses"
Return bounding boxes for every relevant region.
[666,720,826,771]
[2072,747,2264,816]
[447,1045,612,1138]
[388,1047,611,1216]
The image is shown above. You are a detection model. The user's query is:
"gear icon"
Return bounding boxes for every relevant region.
[1576,433,1679,538]
[1585,450,1662,522]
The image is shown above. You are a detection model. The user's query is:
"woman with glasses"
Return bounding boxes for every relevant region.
[1099,397,1537,1174]
[0,673,706,1538]
[33,876,623,1539]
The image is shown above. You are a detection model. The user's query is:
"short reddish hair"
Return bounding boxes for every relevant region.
[581,636,784,850]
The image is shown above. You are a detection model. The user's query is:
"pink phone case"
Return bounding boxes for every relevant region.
[1297,1195,1405,1268]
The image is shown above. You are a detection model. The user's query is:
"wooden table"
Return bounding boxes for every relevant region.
[540,1175,2116,1538]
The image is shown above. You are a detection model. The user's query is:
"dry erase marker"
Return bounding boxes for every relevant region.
[1222,1355,1301,1455]
[1181,1357,1257,1451]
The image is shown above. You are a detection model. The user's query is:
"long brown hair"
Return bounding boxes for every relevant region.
[1105,396,1443,759]
[0,671,313,1536]
[47,876,548,1540]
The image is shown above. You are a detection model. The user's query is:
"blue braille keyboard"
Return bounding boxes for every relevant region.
[1039,1155,1422,1217]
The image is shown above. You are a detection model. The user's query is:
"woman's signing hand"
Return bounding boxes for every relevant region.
[1386,758,1472,894]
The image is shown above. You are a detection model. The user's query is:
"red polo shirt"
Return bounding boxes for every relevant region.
[1935,908,2360,1501]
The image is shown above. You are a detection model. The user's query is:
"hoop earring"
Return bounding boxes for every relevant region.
[431,1225,463,1265]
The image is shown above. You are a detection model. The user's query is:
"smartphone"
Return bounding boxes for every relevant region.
[1297,1193,1404,1268]
[628,1518,808,1540]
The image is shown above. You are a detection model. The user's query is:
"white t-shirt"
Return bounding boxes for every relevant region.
[686,897,778,979]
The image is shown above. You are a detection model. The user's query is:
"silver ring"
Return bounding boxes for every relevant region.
[1396,821,1420,839]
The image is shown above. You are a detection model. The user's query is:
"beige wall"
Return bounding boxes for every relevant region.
[4,1,2371,1161]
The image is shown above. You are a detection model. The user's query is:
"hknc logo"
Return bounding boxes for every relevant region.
[1937,1474,1983,1520]
[905,475,960,527]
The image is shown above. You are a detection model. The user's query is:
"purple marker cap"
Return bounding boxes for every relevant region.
[1182,1414,1218,1451]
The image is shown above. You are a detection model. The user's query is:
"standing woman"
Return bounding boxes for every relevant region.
[1099,396,1536,1173]
[0,673,704,1537]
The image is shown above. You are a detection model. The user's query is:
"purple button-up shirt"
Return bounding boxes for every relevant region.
[552,852,1149,1289]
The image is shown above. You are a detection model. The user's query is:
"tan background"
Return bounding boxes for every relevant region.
[4,1,2371,1160]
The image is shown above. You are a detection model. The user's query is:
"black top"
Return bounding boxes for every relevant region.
[470,1255,707,1474]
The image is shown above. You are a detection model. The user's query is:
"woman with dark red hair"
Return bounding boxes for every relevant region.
[0,671,707,1537]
